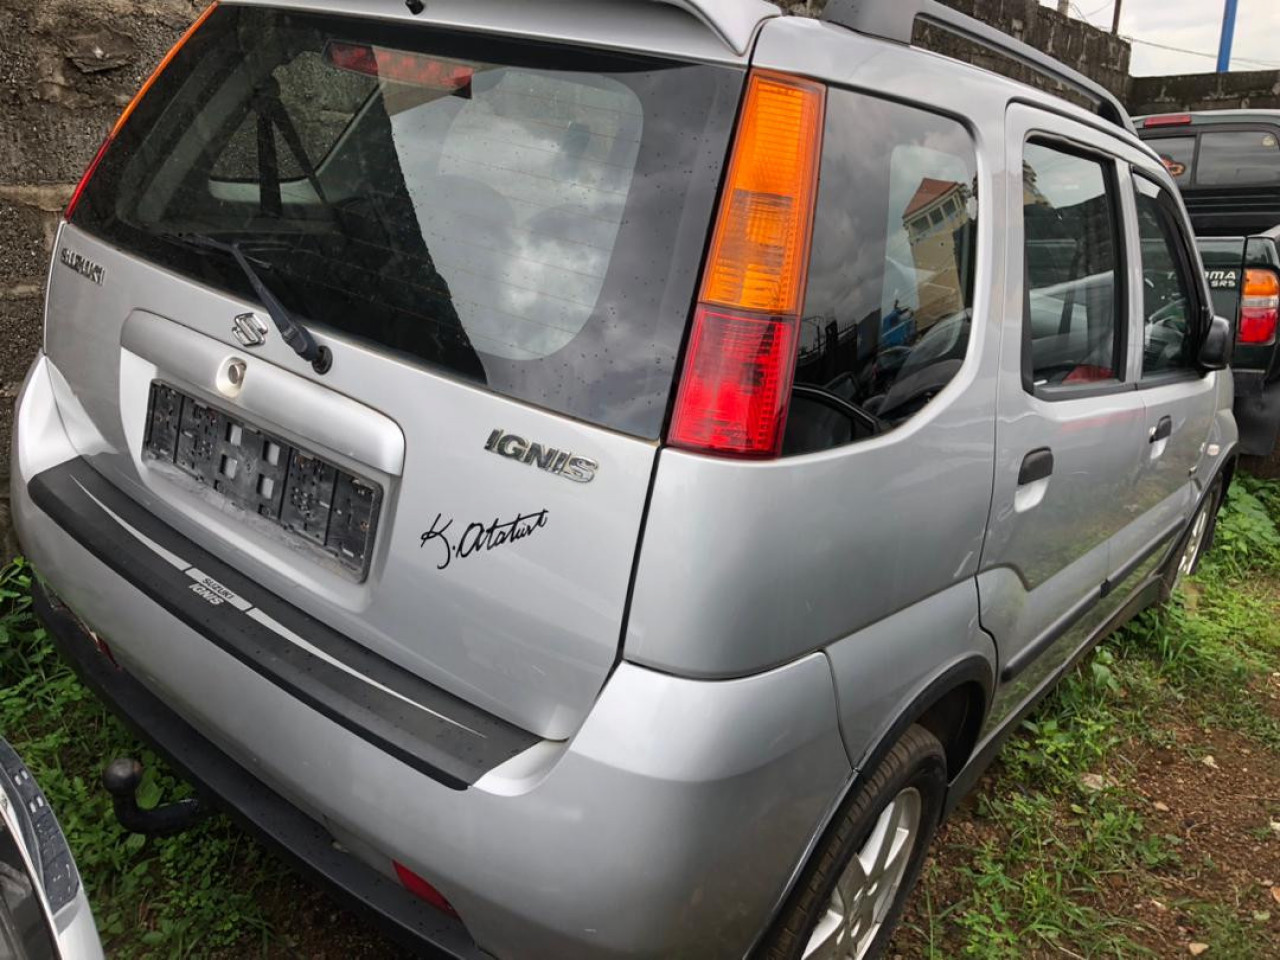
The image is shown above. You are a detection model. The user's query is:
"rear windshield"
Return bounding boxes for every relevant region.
[73,6,743,438]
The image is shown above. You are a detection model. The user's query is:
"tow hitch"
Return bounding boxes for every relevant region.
[102,758,211,837]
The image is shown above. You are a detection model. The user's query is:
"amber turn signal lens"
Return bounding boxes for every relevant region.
[700,71,826,317]
[1240,268,1280,346]
[111,1,219,140]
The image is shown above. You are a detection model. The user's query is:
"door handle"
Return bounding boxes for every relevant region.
[1018,448,1054,486]
[1149,416,1173,444]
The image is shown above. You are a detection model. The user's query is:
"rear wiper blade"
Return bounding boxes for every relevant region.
[159,232,332,375]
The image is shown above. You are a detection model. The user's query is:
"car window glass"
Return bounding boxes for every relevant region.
[1135,182,1198,376]
[72,7,743,440]
[210,52,377,182]
[1197,129,1280,186]
[787,89,978,456]
[1023,141,1120,390]
[1148,136,1193,186]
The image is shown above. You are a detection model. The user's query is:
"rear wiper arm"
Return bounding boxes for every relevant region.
[160,232,332,375]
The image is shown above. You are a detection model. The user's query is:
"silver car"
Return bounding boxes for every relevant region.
[12,1,1237,957]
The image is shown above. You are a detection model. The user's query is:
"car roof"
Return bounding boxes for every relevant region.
[227,0,780,61]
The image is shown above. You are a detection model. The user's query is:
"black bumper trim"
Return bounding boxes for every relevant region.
[27,459,538,790]
[32,581,484,960]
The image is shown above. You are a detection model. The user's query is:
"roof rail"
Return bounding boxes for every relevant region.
[653,0,781,55]
[821,0,1134,133]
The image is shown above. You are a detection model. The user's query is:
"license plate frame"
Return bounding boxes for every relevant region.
[142,382,382,579]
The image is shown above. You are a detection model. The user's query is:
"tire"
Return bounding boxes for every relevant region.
[1162,475,1224,600]
[757,725,947,960]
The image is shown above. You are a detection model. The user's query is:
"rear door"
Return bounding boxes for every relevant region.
[46,5,744,739]
[981,108,1148,721]
[1124,174,1219,560]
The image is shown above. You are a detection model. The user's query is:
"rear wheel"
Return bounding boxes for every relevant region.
[759,725,946,960]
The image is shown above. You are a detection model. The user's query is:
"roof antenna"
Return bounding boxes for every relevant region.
[406,0,425,14]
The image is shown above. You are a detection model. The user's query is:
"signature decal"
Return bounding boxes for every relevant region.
[59,247,106,285]
[484,429,598,484]
[420,509,549,571]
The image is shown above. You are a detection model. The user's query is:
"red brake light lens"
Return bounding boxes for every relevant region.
[392,861,459,918]
[1142,113,1192,127]
[64,135,113,221]
[669,308,799,456]
[325,42,475,94]
[1240,268,1280,345]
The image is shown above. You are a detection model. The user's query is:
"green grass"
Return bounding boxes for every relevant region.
[0,563,284,957]
[898,474,1280,958]
[3,478,1280,957]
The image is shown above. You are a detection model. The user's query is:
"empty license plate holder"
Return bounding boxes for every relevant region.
[143,383,382,579]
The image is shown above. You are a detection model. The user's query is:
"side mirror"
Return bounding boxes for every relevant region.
[1198,314,1233,371]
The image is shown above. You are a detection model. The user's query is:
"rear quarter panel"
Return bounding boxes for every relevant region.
[624,19,1007,680]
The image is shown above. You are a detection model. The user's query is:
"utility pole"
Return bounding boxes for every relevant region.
[1217,0,1239,73]
[1110,0,1123,35]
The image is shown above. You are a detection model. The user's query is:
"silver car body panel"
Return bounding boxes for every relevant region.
[45,223,658,741]
[0,743,104,960]
[15,357,849,957]
[626,18,1009,680]
[824,580,995,770]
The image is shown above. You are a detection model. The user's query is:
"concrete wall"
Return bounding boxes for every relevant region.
[0,0,202,554]
[805,0,1132,98]
[1129,69,1280,115]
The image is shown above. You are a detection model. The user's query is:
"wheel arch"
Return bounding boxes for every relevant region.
[748,654,992,958]
[850,655,993,788]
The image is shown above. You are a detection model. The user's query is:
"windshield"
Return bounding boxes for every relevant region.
[72,6,742,438]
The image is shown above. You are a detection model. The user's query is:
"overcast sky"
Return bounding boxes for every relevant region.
[1039,0,1280,76]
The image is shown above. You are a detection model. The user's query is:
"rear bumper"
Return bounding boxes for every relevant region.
[1232,370,1280,457]
[13,353,851,959]
[32,581,478,959]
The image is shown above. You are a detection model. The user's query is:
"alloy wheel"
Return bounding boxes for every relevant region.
[802,788,922,960]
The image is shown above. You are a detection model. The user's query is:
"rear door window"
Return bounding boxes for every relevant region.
[1022,141,1123,392]
[72,6,743,439]
[1148,136,1194,185]
[1197,129,1280,186]
[786,89,978,456]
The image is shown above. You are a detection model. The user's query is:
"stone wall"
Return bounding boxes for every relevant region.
[0,0,201,554]
[803,0,1132,99]
[1129,69,1280,115]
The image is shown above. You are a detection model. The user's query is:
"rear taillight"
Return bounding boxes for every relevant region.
[669,70,825,458]
[63,135,113,222]
[1240,268,1280,345]
[393,861,459,918]
[64,2,218,220]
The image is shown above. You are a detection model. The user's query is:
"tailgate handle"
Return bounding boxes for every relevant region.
[1149,416,1173,444]
[1018,448,1054,486]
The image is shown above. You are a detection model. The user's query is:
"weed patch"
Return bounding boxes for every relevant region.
[0,562,285,957]
[896,476,1280,957]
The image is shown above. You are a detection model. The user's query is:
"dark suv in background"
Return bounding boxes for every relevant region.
[1139,111,1280,457]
